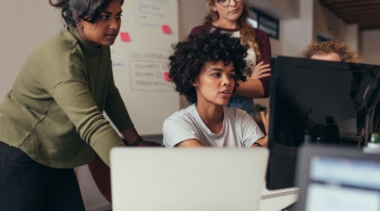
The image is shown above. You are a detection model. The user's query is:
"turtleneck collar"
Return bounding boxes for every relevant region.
[68,26,101,57]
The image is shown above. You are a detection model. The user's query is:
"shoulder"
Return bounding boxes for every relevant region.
[190,23,213,34]
[25,27,88,82]
[35,27,85,65]
[47,27,80,53]
[164,105,196,126]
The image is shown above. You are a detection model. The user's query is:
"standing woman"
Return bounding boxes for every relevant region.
[0,0,152,210]
[191,0,272,118]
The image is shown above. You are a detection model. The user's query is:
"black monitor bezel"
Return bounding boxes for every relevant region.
[266,56,380,190]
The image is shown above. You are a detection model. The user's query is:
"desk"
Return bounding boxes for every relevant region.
[259,194,298,211]
[340,133,365,148]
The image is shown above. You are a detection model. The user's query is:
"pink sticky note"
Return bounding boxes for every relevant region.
[164,72,171,81]
[120,32,131,42]
[162,25,172,34]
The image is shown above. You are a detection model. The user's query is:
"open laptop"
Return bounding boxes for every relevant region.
[110,148,269,211]
[294,144,380,211]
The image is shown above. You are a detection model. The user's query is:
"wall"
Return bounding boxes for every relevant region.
[178,0,208,108]
[249,0,299,19]
[313,0,347,42]
[0,0,62,101]
[281,0,314,57]
[346,24,359,51]
[361,30,380,65]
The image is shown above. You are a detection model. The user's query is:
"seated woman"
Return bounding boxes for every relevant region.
[163,29,268,148]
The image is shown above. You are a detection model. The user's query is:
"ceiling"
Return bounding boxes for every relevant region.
[319,0,380,31]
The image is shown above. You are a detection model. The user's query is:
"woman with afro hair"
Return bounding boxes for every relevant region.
[163,29,269,148]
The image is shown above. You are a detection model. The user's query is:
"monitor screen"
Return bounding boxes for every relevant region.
[306,156,380,211]
[267,56,380,190]
[295,145,380,211]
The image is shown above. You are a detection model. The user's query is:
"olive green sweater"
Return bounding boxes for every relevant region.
[0,26,133,168]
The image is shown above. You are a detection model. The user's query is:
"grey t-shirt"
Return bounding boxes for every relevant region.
[163,104,265,147]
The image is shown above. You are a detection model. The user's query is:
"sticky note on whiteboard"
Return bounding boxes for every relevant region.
[164,72,171,81]
[162,25,172,34]
[120,32,131,42]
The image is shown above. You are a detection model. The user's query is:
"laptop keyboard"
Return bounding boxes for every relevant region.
[261,186,299,199]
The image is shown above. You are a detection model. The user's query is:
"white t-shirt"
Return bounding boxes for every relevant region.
[163,104,265,147]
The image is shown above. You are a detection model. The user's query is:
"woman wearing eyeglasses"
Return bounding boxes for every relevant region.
[191,0,272,121]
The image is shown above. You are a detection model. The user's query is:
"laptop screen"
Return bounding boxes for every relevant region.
[306,156,380,211]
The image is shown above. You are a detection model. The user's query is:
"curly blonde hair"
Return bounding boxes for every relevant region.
[302,41,362,63]
[204,0,261,57]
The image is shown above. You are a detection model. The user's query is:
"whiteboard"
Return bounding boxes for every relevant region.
[111,0,180,135]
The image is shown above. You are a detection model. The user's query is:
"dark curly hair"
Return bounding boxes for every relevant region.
[169,28,250,104]
[302,41,362,63]
[49,0,124,27]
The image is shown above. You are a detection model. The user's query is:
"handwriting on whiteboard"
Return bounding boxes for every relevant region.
[130,50,174,92]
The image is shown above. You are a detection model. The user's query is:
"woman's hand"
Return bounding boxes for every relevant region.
[260,109,270,136]
[250,61,271,79]
[254,109,270,148]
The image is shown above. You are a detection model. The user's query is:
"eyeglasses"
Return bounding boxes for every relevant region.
[214,0,242,7]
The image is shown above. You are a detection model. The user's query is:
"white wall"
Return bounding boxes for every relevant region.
[178,0,208,108]
[346,24,359,51]
[361,30,380,65]
[0,0,62,101]
[178,0,208,40]
[313,0,347,42]
[281,0,314,57]
[249,0,299,19]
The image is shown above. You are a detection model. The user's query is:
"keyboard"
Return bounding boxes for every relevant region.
[261,186,299,199]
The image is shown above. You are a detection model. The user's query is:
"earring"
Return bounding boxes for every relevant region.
[76,24,82,31]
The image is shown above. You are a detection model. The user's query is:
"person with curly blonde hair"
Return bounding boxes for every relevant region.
[190,0,272,119]
[302,40,362,63]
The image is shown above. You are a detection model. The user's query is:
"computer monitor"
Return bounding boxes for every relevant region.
[267,56,380,190]
[295,144,380,211]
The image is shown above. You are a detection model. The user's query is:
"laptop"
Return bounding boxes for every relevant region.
[294,144,380,211]
[110,147,269,211]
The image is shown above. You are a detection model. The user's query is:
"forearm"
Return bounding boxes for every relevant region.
[251,136,268,148]
[121,128,161,146]
[175,139,203,147]
[234,79,265,98]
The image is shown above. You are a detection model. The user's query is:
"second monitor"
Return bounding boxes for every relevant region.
[267,56,380,190]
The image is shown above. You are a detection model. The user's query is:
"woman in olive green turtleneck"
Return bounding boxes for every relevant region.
[0,0,156,209]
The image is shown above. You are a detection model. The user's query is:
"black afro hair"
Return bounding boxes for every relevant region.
[168,28,250,104]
